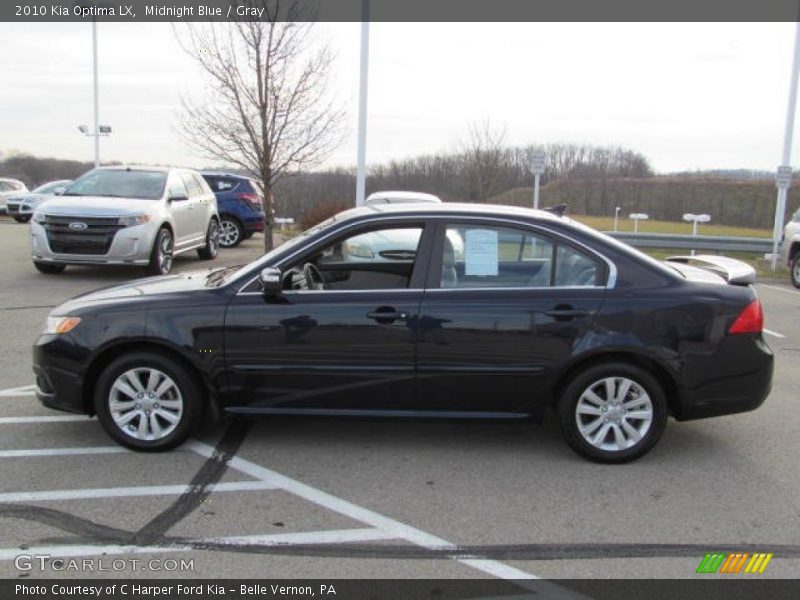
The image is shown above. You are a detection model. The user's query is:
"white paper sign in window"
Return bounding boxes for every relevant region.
[464,229,499,276]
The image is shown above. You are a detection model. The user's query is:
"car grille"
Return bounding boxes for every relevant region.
[44,216,124,255]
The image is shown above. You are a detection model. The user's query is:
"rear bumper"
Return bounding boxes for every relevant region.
[674,336,774,421]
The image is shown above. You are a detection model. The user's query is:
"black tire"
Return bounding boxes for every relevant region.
[14,216,31,223]
[197,219,220,260]
[218,216,243,248]
[94,352,201,451]
[33,261,66,274]
[557,362,668,463]
[145,227,173,276]
[791,252,800,289]
[243,232,254,240]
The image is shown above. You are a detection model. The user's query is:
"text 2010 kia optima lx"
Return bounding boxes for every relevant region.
[33,203,773,462]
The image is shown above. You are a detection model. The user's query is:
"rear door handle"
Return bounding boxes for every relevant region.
[367,309,409,323]
[544,308,590,318]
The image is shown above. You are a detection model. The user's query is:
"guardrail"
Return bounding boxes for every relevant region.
[604,231,774,253]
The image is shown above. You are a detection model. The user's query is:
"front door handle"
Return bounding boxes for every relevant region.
[544,306,590,320]
[367,307,409,324]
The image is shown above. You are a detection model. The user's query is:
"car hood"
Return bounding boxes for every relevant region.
[37,196,160,217]
[7,193,51,203]
[55,270,217,313]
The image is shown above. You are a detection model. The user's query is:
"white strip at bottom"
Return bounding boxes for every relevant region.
[0,385,36,398]
[763,328,786,339]
[0,415,92,424]
[0,446,128,458]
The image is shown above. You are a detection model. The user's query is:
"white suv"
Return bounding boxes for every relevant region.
[0,178,28,213]
[31,166,220,275]
[782,208,800,288]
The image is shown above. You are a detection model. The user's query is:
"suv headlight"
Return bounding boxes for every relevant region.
[33,212,46,224]
[118,214,151,227]
[43,316,81,335]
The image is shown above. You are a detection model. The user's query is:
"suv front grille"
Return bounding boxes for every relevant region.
[44,216,124,255]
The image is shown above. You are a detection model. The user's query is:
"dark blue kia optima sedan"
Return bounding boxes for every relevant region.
[32,203,773,462]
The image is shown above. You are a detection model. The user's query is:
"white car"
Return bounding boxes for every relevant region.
[31,166,220,275]
[364,191,441,206]
[6,179,71,223]
[0,178,28,214]
[781,208,800,288]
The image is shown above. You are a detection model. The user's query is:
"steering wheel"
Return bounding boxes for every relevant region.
[302,262,327,290]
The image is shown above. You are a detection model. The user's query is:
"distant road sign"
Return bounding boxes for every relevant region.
[776,165,792,189]
[531,150,546,175]
[275,217,295,224]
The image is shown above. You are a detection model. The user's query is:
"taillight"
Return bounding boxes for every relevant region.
[237,193,262,210]
[728,300,764,335]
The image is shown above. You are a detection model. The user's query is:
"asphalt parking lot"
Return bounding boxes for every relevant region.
[0,216,798,584]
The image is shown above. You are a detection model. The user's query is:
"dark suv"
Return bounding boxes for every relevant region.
[201,172,266,247]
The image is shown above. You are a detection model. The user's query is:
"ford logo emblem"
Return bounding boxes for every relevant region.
[69,222,88,230]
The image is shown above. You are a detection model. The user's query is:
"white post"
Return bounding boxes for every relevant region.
[355,1,370,207]
[533,174,540,209]
[773,22,800,270]
[92,18,100,168]
[614,207,620,232]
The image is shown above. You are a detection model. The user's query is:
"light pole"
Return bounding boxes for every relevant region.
[531,149,546,209]
[355,0,370,207]
[614,206,621,232]
[772,22,800,270]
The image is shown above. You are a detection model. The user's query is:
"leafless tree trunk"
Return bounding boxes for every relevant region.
[174,1,344,251]
[459,120,507,201]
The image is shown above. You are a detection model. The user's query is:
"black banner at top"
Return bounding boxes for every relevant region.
[3,0,800,23]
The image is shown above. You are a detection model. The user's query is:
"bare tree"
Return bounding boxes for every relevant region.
[175,1,345,250]
[459,120,508,201]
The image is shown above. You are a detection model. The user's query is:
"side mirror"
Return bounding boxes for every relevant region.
[259,267,283,295]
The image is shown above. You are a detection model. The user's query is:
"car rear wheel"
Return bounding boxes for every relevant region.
[14,216,31,223]
[33,261,66,274]
[94,352,200,451]
[145,227,173,275]
[218,216,243,248]
[791,253,800,289]
[557,362,667,463]
[197,219,220,260]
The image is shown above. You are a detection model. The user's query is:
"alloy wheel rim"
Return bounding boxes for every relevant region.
[209,221,219,255]
[159,231,173,273]
[794,260,800,283]
[219,220,239,247]
[575,376,653,452]
[108,368,184,441]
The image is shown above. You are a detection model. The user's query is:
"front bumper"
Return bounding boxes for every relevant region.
[33,334,88,414]
[30,220,156,266]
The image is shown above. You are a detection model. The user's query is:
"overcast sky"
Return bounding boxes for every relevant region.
[0,22,797,173]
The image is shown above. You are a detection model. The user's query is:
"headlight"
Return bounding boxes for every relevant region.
[43,316,82,335]
[118,214,151,227]
[33,212,46,224]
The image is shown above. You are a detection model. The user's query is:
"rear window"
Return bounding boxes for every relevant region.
[203,175,240,193]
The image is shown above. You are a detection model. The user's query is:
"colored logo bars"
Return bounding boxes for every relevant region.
[696,552,773,574]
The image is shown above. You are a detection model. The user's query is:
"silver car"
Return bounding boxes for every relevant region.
[0,178,28,214]
[31,166,220,275]
[6,179,71,223]
[781,208,800,288]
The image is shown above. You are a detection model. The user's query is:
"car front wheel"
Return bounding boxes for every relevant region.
[218,217,243,248]
[145,227,173,275]
[557,362,667,463]
[791,253,800,289]
[94,352,200,451]
[14,216,31,223]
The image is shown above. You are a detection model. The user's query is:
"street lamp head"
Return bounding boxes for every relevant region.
[78,125,88,134]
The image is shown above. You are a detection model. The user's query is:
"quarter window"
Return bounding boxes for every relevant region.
[439,224,601,288]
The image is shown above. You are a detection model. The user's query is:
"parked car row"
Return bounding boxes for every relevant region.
[2,166,267,276]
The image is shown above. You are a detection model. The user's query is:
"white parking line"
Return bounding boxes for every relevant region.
[0,446,127,458]
[187,441,588,599]
[758,283,800,296]
[0,385,35,398]
[764,328,787,339]
[0,480,276,503]
[0,415,91,424]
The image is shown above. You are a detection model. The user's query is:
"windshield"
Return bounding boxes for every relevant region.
[63,169,167,200]
[206,213,348,287]
[33,180,68,194]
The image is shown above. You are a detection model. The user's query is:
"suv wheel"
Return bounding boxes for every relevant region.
[34,261,66,274]
[197,219,220,260]
[14,216,31,223]
[791,253,800,289]
[557,362,668,463]
[146,227,173,275]
[94,352,200,451]
[219,217,243,248]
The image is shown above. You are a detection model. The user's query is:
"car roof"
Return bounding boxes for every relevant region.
[200,171,252,180]
[96,165,189,173]
[365,191,441,204]
[0,178,25,184]
[340,201,565,225]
